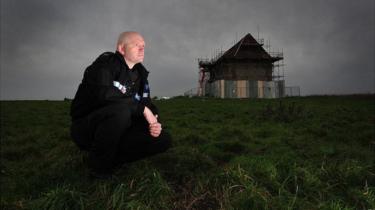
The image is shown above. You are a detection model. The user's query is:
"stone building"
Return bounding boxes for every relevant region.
[196,33,288,98]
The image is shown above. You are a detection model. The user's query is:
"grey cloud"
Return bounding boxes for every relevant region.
[1,0,374,100]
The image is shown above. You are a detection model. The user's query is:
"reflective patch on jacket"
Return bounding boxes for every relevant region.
[113,81,127,94]
[134,93,141,101]
[142,83,150,98]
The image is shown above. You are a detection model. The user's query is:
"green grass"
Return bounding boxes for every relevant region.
[1,95,374,209]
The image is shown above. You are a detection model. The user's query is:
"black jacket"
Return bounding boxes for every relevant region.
[70,51,157,121]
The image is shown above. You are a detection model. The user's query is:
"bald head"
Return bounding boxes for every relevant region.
[116,31,145,69]
[117,31,142,48]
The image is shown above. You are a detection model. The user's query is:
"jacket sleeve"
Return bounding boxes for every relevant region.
[136,80,159,116]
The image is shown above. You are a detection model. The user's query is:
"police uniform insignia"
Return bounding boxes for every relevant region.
[113,81,127,94]
[143,83,150,97]
[134,93,141,101]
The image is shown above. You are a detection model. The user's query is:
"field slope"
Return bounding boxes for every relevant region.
[1,96,374,209]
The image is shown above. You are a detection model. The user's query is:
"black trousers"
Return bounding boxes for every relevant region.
[70,104,171,173]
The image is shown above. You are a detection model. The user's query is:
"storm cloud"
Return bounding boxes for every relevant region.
[1,0,374,99]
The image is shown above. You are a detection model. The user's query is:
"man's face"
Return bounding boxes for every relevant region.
[123,34,145,64]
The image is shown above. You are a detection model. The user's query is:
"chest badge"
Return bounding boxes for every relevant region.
[113,81,127,94]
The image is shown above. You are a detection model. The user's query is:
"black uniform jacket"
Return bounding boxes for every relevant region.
[70,51,157,121]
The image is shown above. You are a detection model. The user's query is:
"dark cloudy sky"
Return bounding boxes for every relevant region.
[1,0,374,100]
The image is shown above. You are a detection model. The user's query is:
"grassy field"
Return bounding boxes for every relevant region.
[1,95,374,210]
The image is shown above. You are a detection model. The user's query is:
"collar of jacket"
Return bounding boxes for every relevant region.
[114,51,149,80]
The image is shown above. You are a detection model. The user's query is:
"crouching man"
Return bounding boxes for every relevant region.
[70,31,172,178]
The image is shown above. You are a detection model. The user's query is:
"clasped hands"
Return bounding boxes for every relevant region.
[143,106,162,137]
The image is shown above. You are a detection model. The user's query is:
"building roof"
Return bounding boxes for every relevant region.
[217,33,282,63]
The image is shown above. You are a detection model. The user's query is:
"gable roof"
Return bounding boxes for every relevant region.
[217,33,282,63]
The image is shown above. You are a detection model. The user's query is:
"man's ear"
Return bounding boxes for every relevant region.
[117,44,126,55]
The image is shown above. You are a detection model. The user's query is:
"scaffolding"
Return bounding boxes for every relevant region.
[192,32,299,98]
[271,51,285,81]
[264,38,285,81]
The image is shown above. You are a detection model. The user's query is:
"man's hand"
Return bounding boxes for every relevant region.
[149,122,162,137]
[143,107,162,137]
[143,106,157,124]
